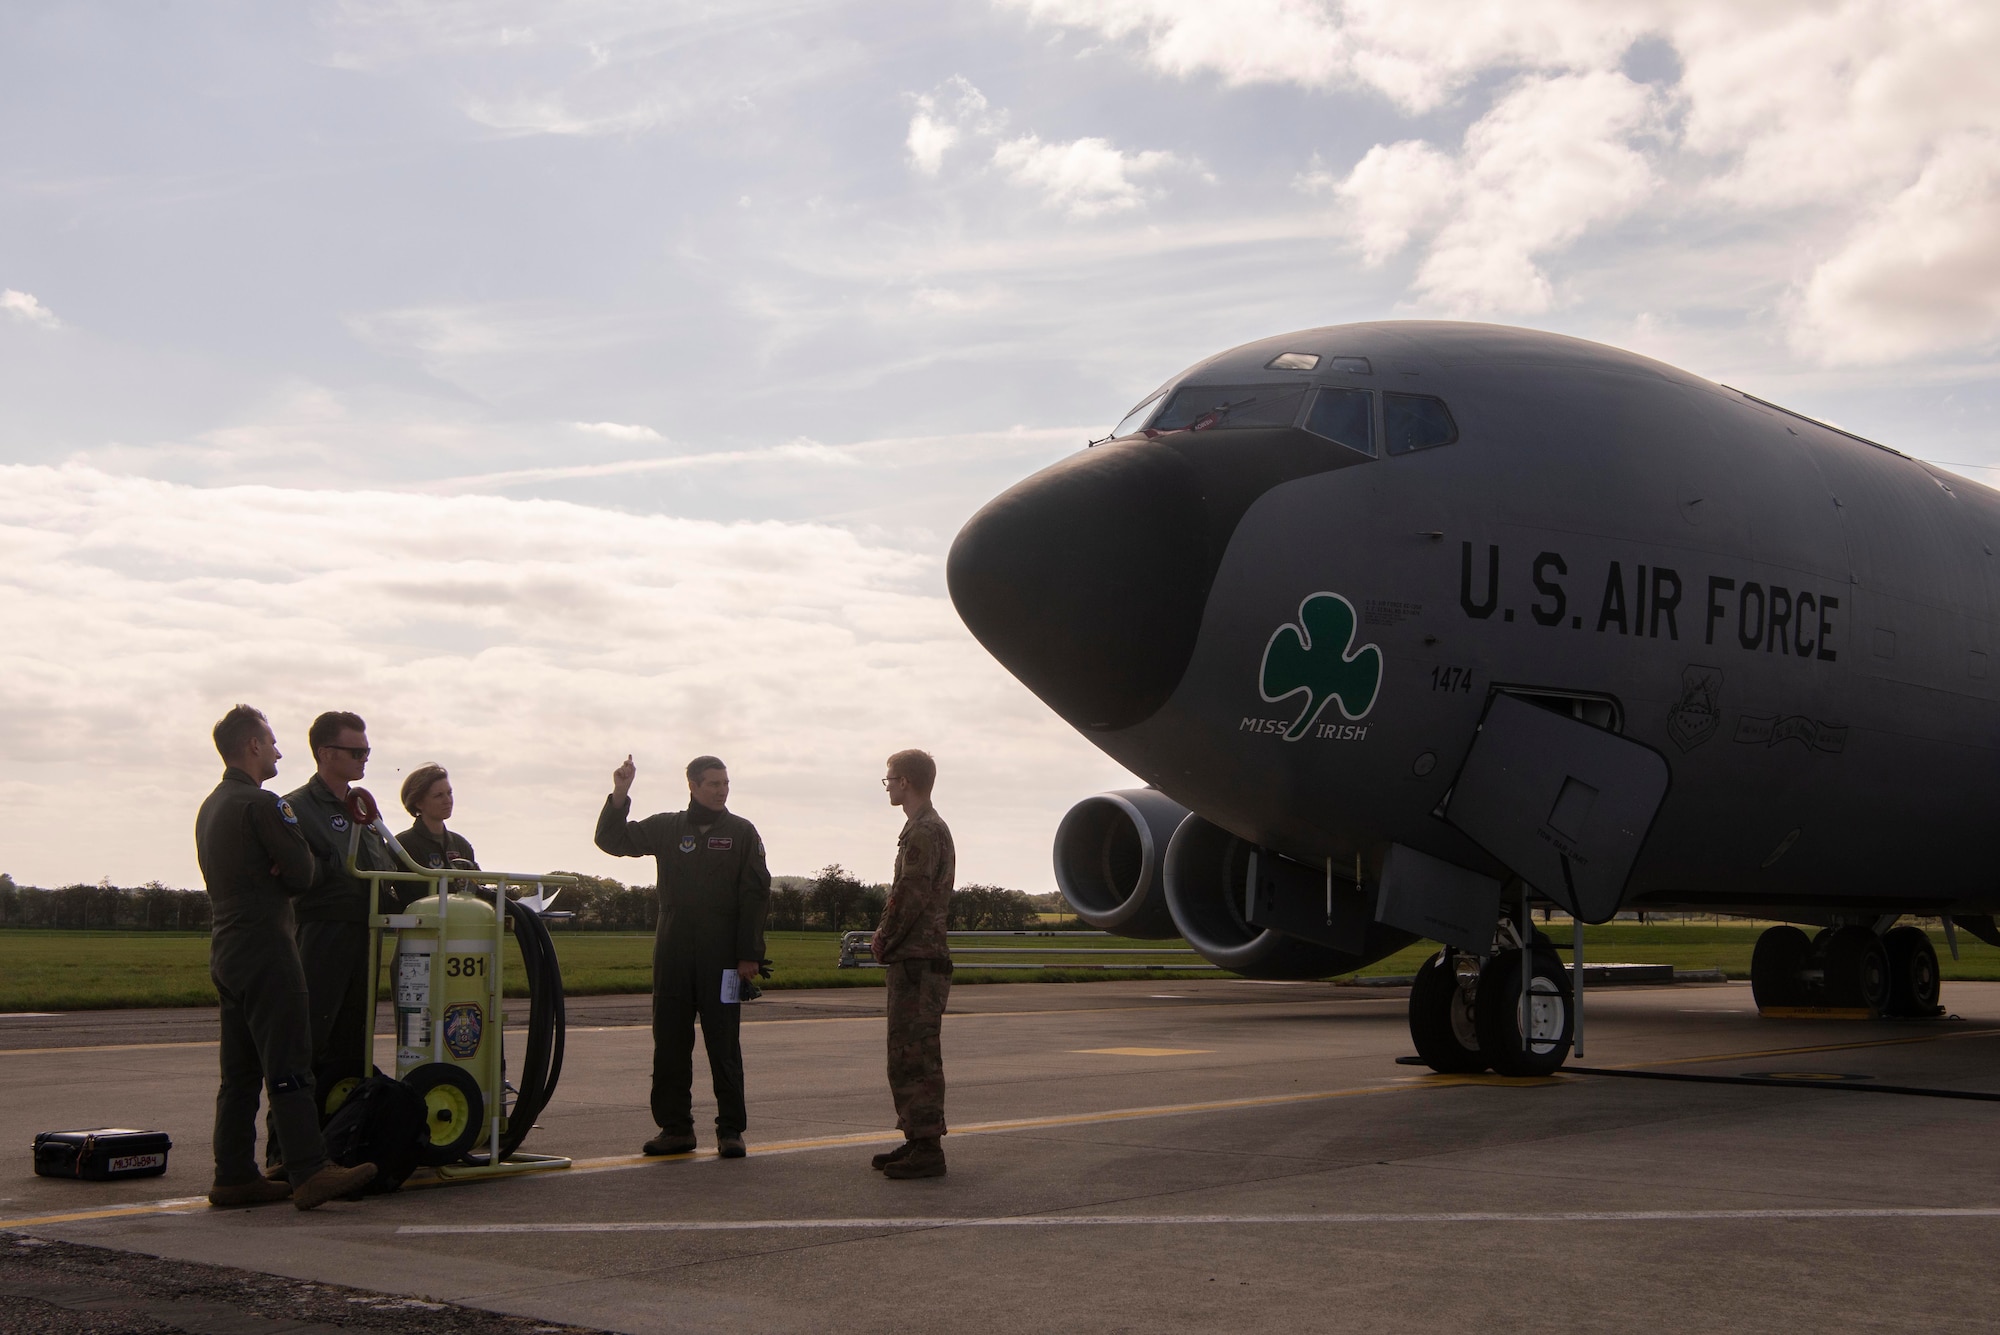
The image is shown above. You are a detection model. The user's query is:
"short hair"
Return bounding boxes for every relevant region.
[401,763,449,816]
[887,749,936,795]
[308,711,367,753]
[212,704,270,762]
[685,755,727,784]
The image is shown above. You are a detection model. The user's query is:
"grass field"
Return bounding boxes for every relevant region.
[7,922,2000,1011]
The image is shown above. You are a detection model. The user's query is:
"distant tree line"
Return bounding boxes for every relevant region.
[0,874,213,930]
[0,867,1048,934]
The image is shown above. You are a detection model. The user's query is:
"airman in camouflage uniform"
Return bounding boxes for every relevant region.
[870,749,955,1179]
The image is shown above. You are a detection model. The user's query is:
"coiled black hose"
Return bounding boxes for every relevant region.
[496,894,566,1159]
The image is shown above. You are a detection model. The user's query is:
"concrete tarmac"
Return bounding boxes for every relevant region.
[6,978,2000,1332]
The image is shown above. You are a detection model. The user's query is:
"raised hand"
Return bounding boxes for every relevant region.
[612,754,636,797]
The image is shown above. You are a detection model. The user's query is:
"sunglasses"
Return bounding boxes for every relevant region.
[325,745,371,760]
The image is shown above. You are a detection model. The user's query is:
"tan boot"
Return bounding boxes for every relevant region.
[292,1162,376,1210]
[262,1162,288,1182]
[881,1137,945,1179]
[208,1177,293,1208]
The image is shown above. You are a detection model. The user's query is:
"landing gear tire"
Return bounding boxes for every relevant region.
[404,1063,485,1166]
[1474,949,1573,1077]
[1409,950,1487,1074]
[1817,926,1890,1015]
[1883,925,1941,1017]
[1750,926,1813,1010]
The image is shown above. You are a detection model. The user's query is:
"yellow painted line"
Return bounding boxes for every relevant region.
[0,1196,208,1228]
[1606,1026,2000,1070]
[0,994,1397,1057]
[544,1076,1500,1177]
[0,1040,219,1058]
[7,1074,1512,1225]
[1073,1047,1213,1056]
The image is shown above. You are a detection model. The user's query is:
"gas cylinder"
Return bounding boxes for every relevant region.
[393,889,499,1162]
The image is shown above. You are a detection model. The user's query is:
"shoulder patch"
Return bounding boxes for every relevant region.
[678,834,697,853]
[274,798,299,826]
[707,836,733,851]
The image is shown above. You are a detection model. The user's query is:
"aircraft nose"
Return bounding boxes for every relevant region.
[947,440,1212,732]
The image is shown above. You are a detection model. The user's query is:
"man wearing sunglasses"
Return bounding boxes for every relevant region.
[271,710,394,1172]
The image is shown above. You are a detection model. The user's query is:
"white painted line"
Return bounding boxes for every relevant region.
[400,1207,2000,1235]
[0,1013,59,1019]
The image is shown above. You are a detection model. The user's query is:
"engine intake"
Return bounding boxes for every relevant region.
[1164,815,1416,978]
[1052,789,1188,939]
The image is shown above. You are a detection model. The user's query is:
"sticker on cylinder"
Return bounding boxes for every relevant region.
[442,1002,484,1059]
[396,954,431,1008]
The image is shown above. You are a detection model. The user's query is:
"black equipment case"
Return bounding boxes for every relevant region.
[33,1128,173,1181]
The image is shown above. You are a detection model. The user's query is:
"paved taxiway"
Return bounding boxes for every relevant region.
[6,979,2000,1333]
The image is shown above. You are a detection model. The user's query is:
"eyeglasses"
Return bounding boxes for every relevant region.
[326,745,371,760]
[882,776,904,788]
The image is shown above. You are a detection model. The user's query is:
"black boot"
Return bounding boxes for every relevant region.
[881,1137,945,1179]
[871,1141,913,1171]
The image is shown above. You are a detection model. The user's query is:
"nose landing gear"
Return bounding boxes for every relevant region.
[1406,919,1576,1077]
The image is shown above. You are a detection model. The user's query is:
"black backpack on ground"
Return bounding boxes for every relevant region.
[321,1073,426,1193]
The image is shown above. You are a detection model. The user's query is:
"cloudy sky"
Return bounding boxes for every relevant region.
[4,0,1999,892]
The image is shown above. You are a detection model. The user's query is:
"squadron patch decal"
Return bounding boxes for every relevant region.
[1259,592,1383,741]
[329,813,350,832]
[1666,665,1724,752]
[275,797,299,825]
[678,835,697,853]
[442,1002,483,1059]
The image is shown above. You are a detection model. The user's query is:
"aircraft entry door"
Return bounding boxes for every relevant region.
[1443,692,1671,924]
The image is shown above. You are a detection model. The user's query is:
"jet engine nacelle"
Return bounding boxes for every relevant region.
[1164,814,1417,979]
[1052,788,1188,938]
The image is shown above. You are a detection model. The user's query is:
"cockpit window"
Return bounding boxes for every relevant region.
[1266,352,1319,371]
[1384,393,1457,454]
[1303,388,1374,456]
[1148,384,1309,434]
[1327,355,1372,375]
[1111,391,1165,439]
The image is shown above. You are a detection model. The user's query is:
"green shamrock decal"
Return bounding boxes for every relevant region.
[1259,592,1383,740]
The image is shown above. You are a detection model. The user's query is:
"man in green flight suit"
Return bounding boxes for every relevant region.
[197,704,378,1210]
[595,754,771,1159]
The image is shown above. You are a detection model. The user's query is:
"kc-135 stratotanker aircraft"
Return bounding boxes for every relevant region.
[947,321,2000,1076]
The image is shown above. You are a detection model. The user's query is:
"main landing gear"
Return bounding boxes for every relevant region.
[1750,921,1941,1017]
[1408,919,1575,1077]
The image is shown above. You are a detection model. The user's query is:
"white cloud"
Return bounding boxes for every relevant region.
[1009,0,2000,359]
[999,0,1644,113]
[991,133,1178,218]
[573,420,662,441]
[907,112,959,175]
[0,464,1129,891]
[2,289,60,328]
[1792,133,2000,364]
[904,75,995,175]
[1321,72,1658,313]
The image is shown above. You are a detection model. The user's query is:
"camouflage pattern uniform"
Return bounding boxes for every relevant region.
[876,807,955,1139]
